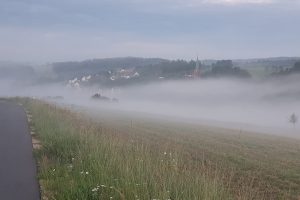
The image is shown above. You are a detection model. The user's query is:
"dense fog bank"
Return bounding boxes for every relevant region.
[114,77,300,134]
[1,75,300,137]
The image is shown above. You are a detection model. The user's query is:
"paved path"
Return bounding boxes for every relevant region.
[0,101,40,200]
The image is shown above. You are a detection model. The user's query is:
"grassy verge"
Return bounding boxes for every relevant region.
[23,99,234,200]
[20,98,300,199]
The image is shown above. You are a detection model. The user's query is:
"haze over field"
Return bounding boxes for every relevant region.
[1,0,300,199]
[0,0,299,135]
[1,72,300,137]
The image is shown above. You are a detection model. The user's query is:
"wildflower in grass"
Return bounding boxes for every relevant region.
[164,152,167,155]
[91,187,99,192]
[85,171,89,175]
[67,164,73,169]
[100,185,106,188]
[80,171,84,174]
[52,169,56,172]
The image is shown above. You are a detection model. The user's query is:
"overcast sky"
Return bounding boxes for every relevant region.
[0,0,300,62]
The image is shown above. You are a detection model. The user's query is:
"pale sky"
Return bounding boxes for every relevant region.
[0,0,300,62]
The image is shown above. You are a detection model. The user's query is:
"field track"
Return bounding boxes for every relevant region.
[0,101,39,200]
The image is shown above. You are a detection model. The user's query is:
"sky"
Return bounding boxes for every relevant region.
[0,0,300,62]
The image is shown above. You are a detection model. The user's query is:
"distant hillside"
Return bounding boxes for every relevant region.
[60,58,198,88]
[233,57,300,76]
[204,60,251,78]
[52,57,167,80]
[1,57,299,88]
[272,61,300,76]
[55,57,253,89]
[47,56,300,88]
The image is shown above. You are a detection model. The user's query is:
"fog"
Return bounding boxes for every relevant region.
[108,77,300,136]
[1,75,300,137]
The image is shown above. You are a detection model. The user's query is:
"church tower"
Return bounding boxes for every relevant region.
[193,56,201,78]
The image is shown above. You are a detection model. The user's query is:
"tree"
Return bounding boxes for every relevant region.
[289,113,298,128]
[207,60,251,78]
[292,61,300,72]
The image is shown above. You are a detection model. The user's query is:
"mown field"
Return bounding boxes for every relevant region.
[20,98,300,200]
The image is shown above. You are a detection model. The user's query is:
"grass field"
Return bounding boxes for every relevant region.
[20,98,300,200]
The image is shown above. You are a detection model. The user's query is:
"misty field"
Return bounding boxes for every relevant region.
[21,98,300,200]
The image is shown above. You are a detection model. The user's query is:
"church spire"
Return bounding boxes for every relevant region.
[193,56,201,78]
[196,56,200,71]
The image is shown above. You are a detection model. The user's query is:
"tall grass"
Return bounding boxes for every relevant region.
[25,99,233,200]
[21,98,300,199]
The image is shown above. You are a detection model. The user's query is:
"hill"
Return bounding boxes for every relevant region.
[52,57,167,81]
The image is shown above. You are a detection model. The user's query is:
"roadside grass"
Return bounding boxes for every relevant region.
[80,107,300,199]
[23,99,233,200]
[20,98,300,199]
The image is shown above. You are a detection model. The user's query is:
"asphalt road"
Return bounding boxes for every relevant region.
[0,101,40,200]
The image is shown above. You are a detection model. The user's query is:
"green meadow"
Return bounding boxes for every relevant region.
[21,98,300,200]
